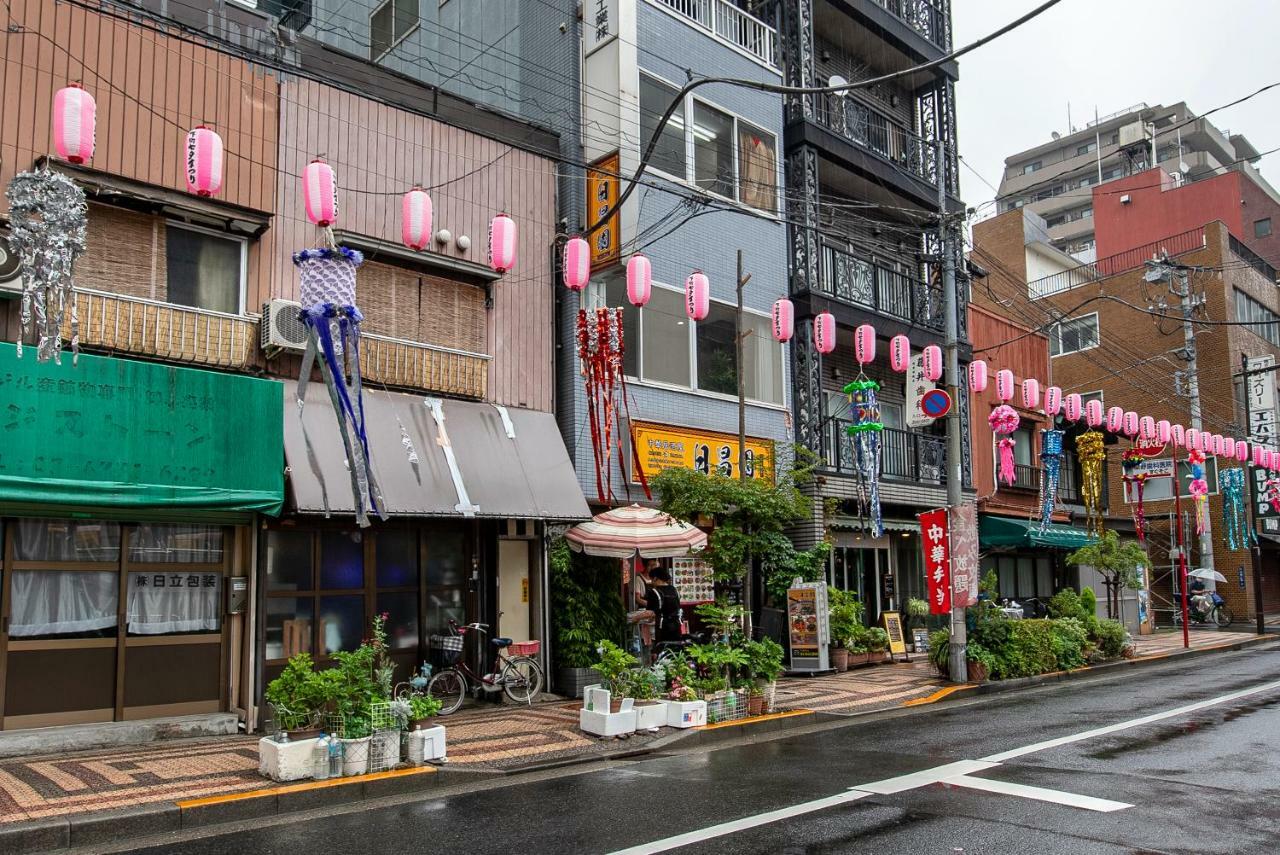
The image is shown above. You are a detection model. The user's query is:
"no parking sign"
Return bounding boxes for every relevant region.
[920,388,952,420]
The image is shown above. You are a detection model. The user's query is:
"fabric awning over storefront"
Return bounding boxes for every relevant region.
[0,344,283,516]
[284,385,589,520]
[979,515,1094,550]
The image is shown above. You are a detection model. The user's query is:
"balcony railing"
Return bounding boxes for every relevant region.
[1029,227,1207,299]
[816,93,932,184]
[827,422,946,483]
[651,0,777,67]
[1229,234,1278,282]
[1010,462,1039,491]
[870,0,951,50]
[818,241,947,332]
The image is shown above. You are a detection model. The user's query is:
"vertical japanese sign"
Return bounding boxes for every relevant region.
[948,501,980,608]
[1247,355,1278,520]
[906,353,937,429]
[585,152,621,268]
[919,508,951,615]
[584,0,620,55]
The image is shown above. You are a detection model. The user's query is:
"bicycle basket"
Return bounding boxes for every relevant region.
[429,634,464,667]
[505,640,541,657]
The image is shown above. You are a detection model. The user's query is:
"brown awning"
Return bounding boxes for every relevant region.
[284,385,589,520]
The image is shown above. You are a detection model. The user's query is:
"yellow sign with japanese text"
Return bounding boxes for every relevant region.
[586,152,621,268]
[630,421,774,483]
[882,611,907,657]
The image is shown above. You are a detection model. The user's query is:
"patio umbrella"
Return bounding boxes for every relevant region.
[564,504,707,559]
[1187,568,1228,583]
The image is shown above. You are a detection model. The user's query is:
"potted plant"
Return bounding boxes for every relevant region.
[405,693,442,730]
[591,640,637,713]
[827,590,862,673]
[628,667,667,730]
[743,637,784,716]
[965,642,996,683]
[550,540,622,698]
[265,653,338,740]
[845,624,871,667]
[864,627,890,664]
[338,710,372,776]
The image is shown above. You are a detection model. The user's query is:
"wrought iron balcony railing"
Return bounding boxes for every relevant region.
[817,241,949,332]
[827,422,946,484]
[870,0,951,50]
[816,93,933,184]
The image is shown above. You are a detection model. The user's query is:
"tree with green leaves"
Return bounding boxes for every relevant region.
[1066,530,1150,620]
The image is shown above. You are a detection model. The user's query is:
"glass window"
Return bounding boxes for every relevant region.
[426,528,467,588]
[639,74,687,179]
[266,530,312,592]
[1022,161,1041,175]
[1256,218,1273,238]
[10,570,118,638]
[1235,291,1280,347]
[691,100,735,197]
[641,286,692,386]
[126,571,221,635]
[319,595,365,655]
[376,531,417,587]
[737,121,777,211]
[1050,314,1099,356]
[696,301,737,396]
[14,519,120,562]
[166,224,243,315]
[604,275,640,377]
[1017,558,1035,597]
[425,588,465,637]
[1076,142,1096,156]
[995,556,1016,598]
[377,590,419,650]
[266,597,313,660]
[129,524,223,564]
[742,312,783,404]
[320,531,364,590]
[1011,428,1034,466]
[1036,559,1053,598]
[370,0,418,59]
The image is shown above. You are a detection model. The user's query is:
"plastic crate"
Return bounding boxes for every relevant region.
[506,640,541,657]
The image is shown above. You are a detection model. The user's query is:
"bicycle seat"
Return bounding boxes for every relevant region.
[491,637,513,648]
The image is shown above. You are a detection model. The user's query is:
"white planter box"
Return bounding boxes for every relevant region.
[633,701,666,731]
[665,700,707,728]
[258,736,319,782]
[580,685,636,736]
[407,725,447,764]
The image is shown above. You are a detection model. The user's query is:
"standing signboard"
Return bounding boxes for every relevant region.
[786,580,830,673]
[1247,355,1279,527]
[906,353,937,429]
[948,501,980,609]
[882,611,908,661]
[919,508,951,614]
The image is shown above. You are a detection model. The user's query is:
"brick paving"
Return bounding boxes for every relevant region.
[0,627,1268,826]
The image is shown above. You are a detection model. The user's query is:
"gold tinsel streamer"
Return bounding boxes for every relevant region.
[1076,431,1107,536]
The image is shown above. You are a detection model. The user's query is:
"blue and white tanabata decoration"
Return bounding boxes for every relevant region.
[1220,467,1251,551]
[842,379,884,538]
[1037,428,1064,533]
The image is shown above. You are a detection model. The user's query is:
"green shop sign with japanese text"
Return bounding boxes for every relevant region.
[0,344,283,514]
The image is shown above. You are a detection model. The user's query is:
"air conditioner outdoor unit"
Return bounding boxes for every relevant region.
[261,298,308,355]
[0,232,21,297]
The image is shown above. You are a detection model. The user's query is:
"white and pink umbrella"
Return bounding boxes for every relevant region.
[565,504,707,559]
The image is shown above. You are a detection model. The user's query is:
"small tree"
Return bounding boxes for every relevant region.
[1066,530,1149,620]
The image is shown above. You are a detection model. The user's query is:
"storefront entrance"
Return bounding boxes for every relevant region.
[0,519,231,729]
[830,545,887,622]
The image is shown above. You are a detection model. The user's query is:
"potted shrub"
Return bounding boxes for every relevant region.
[660,655,707,728]
[591,640,637,713]
[846,624,871,667]
[864,627,890,664]
[965,642,996,683]
[743,637,784,716]
[928,628,951,677]
[628,667,668,730]
[405,693,442,731]
[265,653,331,740]
[550,540,622,698]
[827,590,863,673]
[338,711,372,776]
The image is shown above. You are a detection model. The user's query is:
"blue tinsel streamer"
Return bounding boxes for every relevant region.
[1221,468,1250,551]
[1037,429,1064,533]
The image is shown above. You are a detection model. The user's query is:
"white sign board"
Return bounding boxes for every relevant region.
[906,353,936,429]
[584,0,620,55]
[1248,355,1278,519]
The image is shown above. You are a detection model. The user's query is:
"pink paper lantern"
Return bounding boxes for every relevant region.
[1122,411,1139,438]
[185,126,224,197]
[969,360,988,393]
[771,298,794,342]
[1045,386,1062,416]
[814,312,836,354]
[1021,378,1041,410]
[302,159,338,227]
[854,324,876,365]
[1187,429,1201,451]
[401,187,432,250]
[1086,399,1103,428]
[685,271,709,322]
[1271,450,1280,471]
[1211,434,1225,456]
[889,335,910,372]
[1106,406,1123,433]
[1138,415,1155,440]
[995,369,1015,402]
[53,83,96,164]
[564,237,591,291]
[1236,440,1249,463]
[1254,445,1266,467]
[1172,424,1185,447]
[627,255,652,307]
[1064,393,1082,422]
[1157,420,1172,444]
[922,345,943,382]
[488,213,517,273]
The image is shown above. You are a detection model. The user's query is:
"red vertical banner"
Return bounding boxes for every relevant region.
[948,501,980,609]
[919,508,951,615]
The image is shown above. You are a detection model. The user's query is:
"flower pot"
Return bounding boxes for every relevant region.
[409,717,436,731]
[966,660,989,683]
[831,646,849,672]
[339,736,371,777]
[285,727,322,742]
[634,701,666,730]
[746,694,765,717]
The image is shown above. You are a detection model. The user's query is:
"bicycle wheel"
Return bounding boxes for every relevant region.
[501,656,543,706]
[1216,606,1234,627]
[427,668,467,716]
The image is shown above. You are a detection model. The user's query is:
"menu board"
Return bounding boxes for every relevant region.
[882,611,907,658]
[670,557,715,604]
[787,581,830,673]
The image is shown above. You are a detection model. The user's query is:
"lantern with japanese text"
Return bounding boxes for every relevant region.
[995,369,1015,402]
[1045,386,1062,417]
[401,187,432,250]
[1236,440,1249,463]
[1086,399,1104,427]
[1021,378,1041,410]
[53,83,96,164]
[770,297,793,342]
[563,236,591,291]
[302,159,338,227]
[488,213,517,273]
[185,126,224,197]
[685,271,709,321]
[627,254,652,308]
[1254,445,1267,467]
[1139,416,1155,441]
[1211,434,1225,456]
[890,334,910,372]
[969,360,988,393]
[1172,424,1186,447]
[1122,411,1138,438]
[1064,393,1082,422]
[854,324,876,366]
[1187,429,1202,451]
[1157,420,1172,445]
[814,312,835,354]
[1106,406,1123,433]
[922,345,943,382]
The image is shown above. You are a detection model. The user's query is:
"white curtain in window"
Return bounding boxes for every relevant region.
[129,524,224,563]
[14,519,120,562]
[126,573,221,634]
[10,570,118,637]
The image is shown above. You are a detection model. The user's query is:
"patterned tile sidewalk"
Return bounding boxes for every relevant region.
[0,627,1268,826]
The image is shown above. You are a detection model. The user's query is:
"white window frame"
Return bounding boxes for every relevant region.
[638,70,781,217]
[1049,313,1099,357]
[370,0,421,62]
[164,220,248,317]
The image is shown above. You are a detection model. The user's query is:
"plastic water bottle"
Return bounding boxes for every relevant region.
[328,733,342,778]
[312,734,330,780]
[278,729,290,745]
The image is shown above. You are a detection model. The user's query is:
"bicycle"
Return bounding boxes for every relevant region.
[426,620,544,716]
[1173,592,1233,628]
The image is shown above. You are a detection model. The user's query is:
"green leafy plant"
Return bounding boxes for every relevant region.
[965,641,998,677]
[906,597,930,624]
[694,600,746,644]
[550,538,626,671]
[592,639,638,697]
[864,626,890,654]
[927,628,951,674]
[1049,617,1089,671]
[827,589,864,648]
[1067,530,1150,619]
[1047,588,1087,621]
[743,637,785,683]
[265,653,328,730]
[1092,618,1129,659]
[626,667,665,701]
[407,693,442,721]
[1080,587,1098,618]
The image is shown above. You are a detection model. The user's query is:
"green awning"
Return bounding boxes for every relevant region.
[979,515,1094,549]
[0,344,283,516]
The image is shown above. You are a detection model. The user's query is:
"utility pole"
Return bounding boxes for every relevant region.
[737,249,754,637]
[938,140,967,684]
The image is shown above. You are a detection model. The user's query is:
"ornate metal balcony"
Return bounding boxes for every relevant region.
[817,241,948,333]
[827,422,945,483]
[869,0,951,50]
[816,93,932,184]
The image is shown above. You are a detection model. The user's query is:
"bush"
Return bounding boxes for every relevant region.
[1049,618,1089,671]
[828,589,864,648]
[996,619,1059,679]
[966,641,998,676]
[1092,619,1129,659]
[864,627,890,653]
[1080,587,1098,618]
[928,628,951,674]
[1047,588,1087,621]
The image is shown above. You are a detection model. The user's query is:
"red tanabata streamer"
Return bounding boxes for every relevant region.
[577,308,649,505]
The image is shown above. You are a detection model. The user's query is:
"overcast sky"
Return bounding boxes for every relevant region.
[953,0,1280,211]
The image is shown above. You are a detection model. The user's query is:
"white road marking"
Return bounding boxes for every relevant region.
[941,774,1132,812]
[606,790,873,855]
[853,760,999,794]
[981,678,1280,762]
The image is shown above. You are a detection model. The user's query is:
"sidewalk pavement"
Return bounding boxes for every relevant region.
[0,627,1267,828]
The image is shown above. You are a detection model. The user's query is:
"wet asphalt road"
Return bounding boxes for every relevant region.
[115,643,1280,855]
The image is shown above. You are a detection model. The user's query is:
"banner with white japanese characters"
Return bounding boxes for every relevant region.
[948,501,980,608]
[919,508,950,615]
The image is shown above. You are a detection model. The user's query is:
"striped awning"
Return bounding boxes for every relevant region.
[564,504,707,559]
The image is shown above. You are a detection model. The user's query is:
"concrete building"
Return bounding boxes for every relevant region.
[996,102,1280,263]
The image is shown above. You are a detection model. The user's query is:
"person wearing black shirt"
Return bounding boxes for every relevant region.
[644,566,682,643]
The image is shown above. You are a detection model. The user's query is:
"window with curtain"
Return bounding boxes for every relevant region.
[166,224,243,315]
[737,121,777,211]
[14,519,120,562]
[741,312,783,404]
[9,570,118,638]
[126,571,221,635]
[129,524,224,563]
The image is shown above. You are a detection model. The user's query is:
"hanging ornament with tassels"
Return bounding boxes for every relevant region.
[576,307,648,506]
[989,404,1020,487]
[1037,428,1064,532]
[843,378,884,537]
[1220,468,1250,551]
[1121,446,1150,544]
[1188,449,1210,535]
[1076,430,1106,537]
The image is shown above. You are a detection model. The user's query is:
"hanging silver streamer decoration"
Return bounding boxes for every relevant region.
[6,169,87,364]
